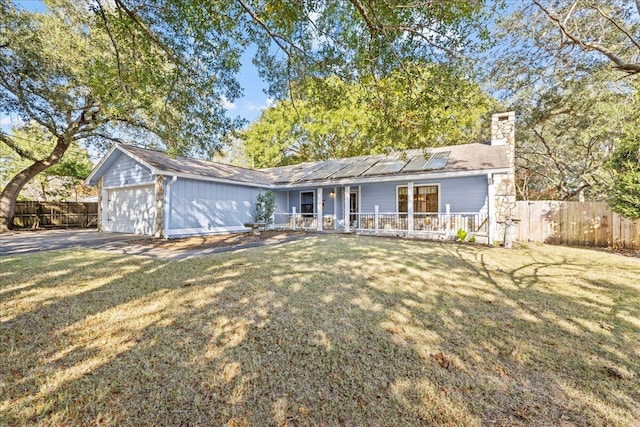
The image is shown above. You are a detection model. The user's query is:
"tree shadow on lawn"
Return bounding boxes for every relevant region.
[1,236,639,426]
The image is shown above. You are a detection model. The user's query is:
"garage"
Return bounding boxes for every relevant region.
[104,186,156,235]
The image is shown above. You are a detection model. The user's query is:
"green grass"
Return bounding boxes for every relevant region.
[1,235,639,426]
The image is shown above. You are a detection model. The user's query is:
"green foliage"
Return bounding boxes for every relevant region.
[468,235,476,244]
[253,190,276,224]
[456,228,468,242]
[607,135,640,218]
[0,123,94,201]
[490,4,640,201]
[0,0,242,157]
[242,68,494,168]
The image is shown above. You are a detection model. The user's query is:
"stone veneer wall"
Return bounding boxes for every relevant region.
[97,177,103,232]
[155,175,164,238]
[491,112,516,244]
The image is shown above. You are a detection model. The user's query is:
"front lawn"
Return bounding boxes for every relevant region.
[1,235,638,426]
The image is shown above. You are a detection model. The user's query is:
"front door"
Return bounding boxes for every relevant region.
[349,191,358,227]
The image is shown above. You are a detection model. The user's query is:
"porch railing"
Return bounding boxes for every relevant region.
[272,211,488,236]
[272,213,321,231]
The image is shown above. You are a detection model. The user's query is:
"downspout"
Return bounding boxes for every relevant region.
[164,176,178,238]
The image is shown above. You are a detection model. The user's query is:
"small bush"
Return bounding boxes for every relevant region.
[254,190,275,223]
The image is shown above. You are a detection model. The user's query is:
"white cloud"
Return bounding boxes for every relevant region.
[221,96,237,110]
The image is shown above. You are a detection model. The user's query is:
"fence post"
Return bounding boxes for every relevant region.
[374,205,379,234]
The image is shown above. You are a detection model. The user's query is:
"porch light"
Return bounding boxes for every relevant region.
[329,191,335,198]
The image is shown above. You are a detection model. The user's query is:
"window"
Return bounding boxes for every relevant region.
[398,185,438,213]
[301,191,314,216]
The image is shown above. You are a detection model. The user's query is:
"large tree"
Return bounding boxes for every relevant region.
[607,134,640,218]
[0,123,94,202]
[242,68,494,168]
[0,0,243,231]
[489,1,639,201]
[531,0,640,76]
[1,0,492,231]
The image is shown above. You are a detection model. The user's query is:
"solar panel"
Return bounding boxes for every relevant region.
[361,158,406,176]
[299,160,350,181]
[402,151,450,172]
[286,163,325,183]
[331,156,379,178]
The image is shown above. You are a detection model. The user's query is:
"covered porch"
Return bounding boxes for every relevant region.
[270,182,492,243]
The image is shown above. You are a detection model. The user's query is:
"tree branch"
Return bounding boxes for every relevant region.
[532,0,640,74]
[95,0,132,103]
[593,4,640,52]
[0,132,39,162]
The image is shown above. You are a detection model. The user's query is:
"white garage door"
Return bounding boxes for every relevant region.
[106,186,156,235]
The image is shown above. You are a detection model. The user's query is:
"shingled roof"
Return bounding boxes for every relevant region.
[89,142,511,187]
[120,144,271,185]
[261,142,511,184]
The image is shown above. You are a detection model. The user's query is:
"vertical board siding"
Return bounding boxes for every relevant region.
[287,189,303,213]
[359,182,397,212]
[515,201,640,249]
[274,191,288,214]
[358,176,488,213]
[439,176,488,213]
[168,178,264,231]
[102,153,154,187]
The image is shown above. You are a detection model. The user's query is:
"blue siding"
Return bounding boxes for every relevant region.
[273,191,288,214]
[439,176,488,213]
[282,187,344,217]
[358,176,488,213]
[359,182,398,212]
[168,178,264,232]
[103,153,154,187]
[288,189,303,213]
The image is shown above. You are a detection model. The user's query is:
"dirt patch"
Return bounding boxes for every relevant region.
[130,230,308,251]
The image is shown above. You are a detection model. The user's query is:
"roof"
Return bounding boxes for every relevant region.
[120,144,270,185]
[87,142,511,187]
[261,143,511,184]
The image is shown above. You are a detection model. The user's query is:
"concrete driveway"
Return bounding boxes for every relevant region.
[0,229,145,257]
[0,228,310,260]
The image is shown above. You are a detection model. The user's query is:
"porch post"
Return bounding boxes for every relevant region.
[333,186,338,226]
[445,203,451,238]
[407,182,414,233]
[374,205,379,234]
[317,187,323,231]
[344,185,350,232]
[292,207,297,230]
[487,173,495,245]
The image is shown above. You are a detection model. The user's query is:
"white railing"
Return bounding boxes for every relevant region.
[355,212,408,231]
[413,212,488,235]
[351,211,488,236]
[272,210,488,236]
[272,213,319,230]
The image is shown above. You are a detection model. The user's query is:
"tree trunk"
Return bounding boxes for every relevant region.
[41,180,48,202]
[0,135,71,232]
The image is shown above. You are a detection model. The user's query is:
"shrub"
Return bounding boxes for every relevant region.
[253,190,275,223]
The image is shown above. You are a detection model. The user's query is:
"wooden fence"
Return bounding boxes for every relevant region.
[12,202,98,229]
[515,201,640,249]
